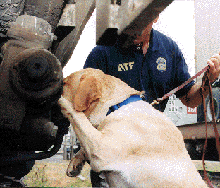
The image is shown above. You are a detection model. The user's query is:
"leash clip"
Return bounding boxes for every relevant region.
[150,100,160,106]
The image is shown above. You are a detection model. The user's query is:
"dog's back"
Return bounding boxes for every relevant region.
[98,101,207,187]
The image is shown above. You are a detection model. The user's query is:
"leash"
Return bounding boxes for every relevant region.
[151,65,209,105]
[200,70,220,188]
[150,65,220,187]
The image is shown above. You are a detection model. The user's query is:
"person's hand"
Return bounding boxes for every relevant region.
[207,52,220,83]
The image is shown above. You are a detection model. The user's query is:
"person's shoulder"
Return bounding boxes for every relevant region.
[92,45,113,51]
[153,29,177,46]
[89,45,114,56]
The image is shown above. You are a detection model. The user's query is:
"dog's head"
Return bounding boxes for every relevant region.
[63,69,103,113]
[62,68,142,125]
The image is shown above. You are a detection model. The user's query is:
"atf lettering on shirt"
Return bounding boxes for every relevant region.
[118,62,135,71]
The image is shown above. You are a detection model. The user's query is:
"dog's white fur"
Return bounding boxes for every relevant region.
[59,68,208,187]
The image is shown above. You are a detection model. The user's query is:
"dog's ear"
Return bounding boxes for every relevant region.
[73,74,102,112]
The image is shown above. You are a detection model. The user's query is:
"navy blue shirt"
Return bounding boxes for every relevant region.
[84,29,194,112]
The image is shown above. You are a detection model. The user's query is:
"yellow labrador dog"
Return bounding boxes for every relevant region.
[58,68,207,188]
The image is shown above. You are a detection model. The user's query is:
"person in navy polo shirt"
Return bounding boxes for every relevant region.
[84,17,220,112]
[84,17,220,187]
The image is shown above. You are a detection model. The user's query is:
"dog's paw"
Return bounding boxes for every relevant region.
[66,161,85,177]
[66,155,86,177]
[58,96,75,118]
[58,96,72,109]
[66,149,87,177]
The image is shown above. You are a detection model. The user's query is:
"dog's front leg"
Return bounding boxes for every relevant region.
[59,97,102,160]
[66,148,87,177]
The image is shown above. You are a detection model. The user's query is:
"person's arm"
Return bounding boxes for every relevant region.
[180,53,220,108]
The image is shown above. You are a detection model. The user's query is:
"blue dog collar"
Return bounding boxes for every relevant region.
[106,95,143,116]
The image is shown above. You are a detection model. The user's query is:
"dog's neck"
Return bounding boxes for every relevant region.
[82,73,143,127]
[106,95,143,116]
[87,90,143,127]
[86,96,130,128]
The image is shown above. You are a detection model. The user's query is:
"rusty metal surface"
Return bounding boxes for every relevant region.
[24,0,64,32]
[55,0,95,67]
[120,0,173,35]
[7,15,55,49]
[0,0,25,35]
[178,122,220,140]
[56,0,174,67]
[118,0,174,48]
[58,4,75,26]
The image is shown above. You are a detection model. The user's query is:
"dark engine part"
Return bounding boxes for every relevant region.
[0,105,69,152]
[20,117,57,151]
[9,48,62,104]
[0,1,73,184]
[0,120,69,166]
[0,46,67,154]
[0,5,69,164]
[0,47,66,153]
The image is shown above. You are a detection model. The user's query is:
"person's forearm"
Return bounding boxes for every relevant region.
[180,82,210,108]
[180,52,220,108]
